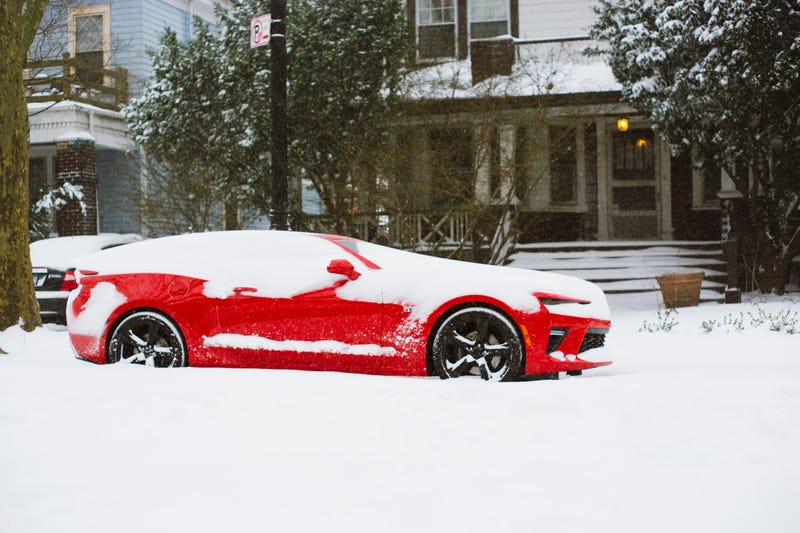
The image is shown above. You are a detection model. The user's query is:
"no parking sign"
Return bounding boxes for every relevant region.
[250,14,271,48]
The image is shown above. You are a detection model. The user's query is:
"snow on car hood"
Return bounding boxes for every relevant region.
[335,244,610,321]
[71,231,609,321]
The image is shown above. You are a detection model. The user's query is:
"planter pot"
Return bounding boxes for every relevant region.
[656,272,705,308]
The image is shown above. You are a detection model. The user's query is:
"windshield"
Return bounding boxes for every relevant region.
[329,238,431,270]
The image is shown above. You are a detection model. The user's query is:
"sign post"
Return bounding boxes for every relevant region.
[268,0,289,231]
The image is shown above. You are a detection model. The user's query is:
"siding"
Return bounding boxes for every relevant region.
[110,0,220,98]
[517,0,599,39]
[96,148,141,234]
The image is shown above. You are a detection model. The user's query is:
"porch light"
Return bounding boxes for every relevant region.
[617,117,629,132]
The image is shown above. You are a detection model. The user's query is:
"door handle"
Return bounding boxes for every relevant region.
[233,286,258,294]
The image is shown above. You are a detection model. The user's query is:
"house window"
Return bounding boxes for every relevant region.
[429,128,474,208]
[470,0,509,39]
[702,162,721,202]
[29,157,49,201]
[612,131,655,181]
[549,126,577,203]
[418,0,456,59]
[69,5,110,86]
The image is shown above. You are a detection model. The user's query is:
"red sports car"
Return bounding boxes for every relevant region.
[67,231,611,380]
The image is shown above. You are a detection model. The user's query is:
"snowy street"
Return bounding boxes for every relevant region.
[2,293,799,532]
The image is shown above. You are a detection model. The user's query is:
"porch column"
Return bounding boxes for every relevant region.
[658,137,674,240]
[54,133,98,236]
[596,120,610,240]
[498,125,519,204]
[474,126,491,203]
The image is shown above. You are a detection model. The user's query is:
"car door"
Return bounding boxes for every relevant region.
[208,237,384,373]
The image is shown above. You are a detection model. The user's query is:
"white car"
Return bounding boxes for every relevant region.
[30,234,142,324]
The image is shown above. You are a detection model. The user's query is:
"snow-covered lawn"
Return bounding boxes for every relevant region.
[2,293,799,533]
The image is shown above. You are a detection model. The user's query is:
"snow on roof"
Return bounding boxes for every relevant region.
[54,130,96,143]
[399,39,620,100]
[27,99,122,117]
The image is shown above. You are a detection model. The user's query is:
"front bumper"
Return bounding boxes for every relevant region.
[523,313,612,376]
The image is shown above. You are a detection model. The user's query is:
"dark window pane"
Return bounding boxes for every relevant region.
[549,126,577,203]
[703,162,720,201]
[612,215,658,240]
[76,50,103,85]
[430,128,474,208]
[29,157,48,200]
[613,186,656,211]
[471,20,508,39]
[613,130,655,181]
[418,25,456,58]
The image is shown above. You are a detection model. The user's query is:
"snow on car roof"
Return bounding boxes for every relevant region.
[72,230,609,321]
[29,234,142,271]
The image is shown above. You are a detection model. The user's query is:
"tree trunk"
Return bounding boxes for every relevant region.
[0,1,49,332]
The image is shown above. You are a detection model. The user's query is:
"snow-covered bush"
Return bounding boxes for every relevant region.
[701,306,798,335]
[590,0,800,294]
[640,309,679,333]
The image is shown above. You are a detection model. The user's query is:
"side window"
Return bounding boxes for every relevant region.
[418,0,456,59]
[29,157,49,201]
[69,5,109,86]
[549,126,577,204]
[470,0,509,39]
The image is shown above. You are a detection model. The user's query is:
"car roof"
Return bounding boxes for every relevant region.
[30,234,142,270]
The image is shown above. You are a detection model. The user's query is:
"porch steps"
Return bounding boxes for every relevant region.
[507,241,727,303]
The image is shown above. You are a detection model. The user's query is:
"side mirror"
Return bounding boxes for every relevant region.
[327,259,361,281]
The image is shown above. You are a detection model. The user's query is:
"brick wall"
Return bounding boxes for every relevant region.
[55,139,98,236]
[471,37,515,85]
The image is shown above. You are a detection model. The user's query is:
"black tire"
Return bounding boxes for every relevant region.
[107,310,187,367]
[430,306,523,381]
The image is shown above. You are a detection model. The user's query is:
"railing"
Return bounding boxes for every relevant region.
[24,53,128,111]
[303,210,477,253]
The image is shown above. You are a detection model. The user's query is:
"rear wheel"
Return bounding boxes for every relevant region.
[107,311,186,367]
[430,306,523,381]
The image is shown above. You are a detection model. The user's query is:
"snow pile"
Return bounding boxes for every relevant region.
[204,334,397,357]
[2,293,800,532]
[400,39,620,100]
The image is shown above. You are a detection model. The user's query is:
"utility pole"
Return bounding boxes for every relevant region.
[269,0,289,230]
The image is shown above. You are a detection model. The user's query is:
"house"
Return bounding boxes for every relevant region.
[390,0,731,245]
[25,0,231,238]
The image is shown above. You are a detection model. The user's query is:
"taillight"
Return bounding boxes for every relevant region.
[60,269,78,291]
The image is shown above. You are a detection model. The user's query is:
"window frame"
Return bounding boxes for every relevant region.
[416,0,458,60]
[68,4,111,75]
[414,0,515,61]
[469,0,510,40]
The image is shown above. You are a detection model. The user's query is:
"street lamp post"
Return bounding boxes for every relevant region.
[269,0,289,230]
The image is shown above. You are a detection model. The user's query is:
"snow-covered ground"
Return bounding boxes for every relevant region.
[2,291,799,533]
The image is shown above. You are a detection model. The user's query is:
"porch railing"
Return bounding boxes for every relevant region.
[24,53,128,111]
[303,210,476,252]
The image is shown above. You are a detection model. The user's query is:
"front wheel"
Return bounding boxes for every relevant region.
[107,310,187,367]
[430,306,523,381]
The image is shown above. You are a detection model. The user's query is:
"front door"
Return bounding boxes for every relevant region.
[610,129,659,239]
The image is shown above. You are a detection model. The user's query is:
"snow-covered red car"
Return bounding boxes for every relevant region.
[66,231,611,380]
[29,234,142,324]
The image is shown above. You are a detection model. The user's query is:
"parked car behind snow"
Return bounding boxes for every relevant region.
[30,234,142,324]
